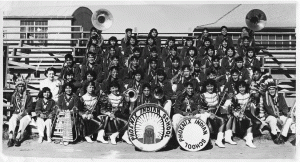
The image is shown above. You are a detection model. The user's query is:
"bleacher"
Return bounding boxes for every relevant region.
[3,26,296,116]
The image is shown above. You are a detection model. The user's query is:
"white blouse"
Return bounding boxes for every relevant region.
[40,78,61,102]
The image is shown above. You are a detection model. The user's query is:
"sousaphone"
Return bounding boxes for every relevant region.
[246,9,267,31]
[91,8,113,31]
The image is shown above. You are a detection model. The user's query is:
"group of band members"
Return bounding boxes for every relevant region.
[7,26,294,149]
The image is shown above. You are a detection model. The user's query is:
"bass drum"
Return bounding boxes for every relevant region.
[176,116,210,151]
[128,103,172,152]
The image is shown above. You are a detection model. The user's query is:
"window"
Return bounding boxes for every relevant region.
[20,20,48,42]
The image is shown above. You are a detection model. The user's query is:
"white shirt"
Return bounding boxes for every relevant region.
[40,78,61,102]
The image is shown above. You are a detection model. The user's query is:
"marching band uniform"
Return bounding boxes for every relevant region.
[59,62,81,82]
[7,79,33,147]
[214,32,233,50]
[142,45,161,60]
[35,96,56,143]
[262,84,293,142]
[81,63,103,83]
[79,93,103,143]
[221,55,236,73]
[177,76,200,93]
[121,28,133,50]
[166,66,180,80]
[100,93,130,144]
[234,66,250,84]
[244,56,261,70]
[136,93,157,106]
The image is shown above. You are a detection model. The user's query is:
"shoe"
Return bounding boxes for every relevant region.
[85,136,93,143]
[215,132,225,148]
[96,130,108,144]
[63,142,69,146]
[38,137,43,143]
[47,138,52,143]
[110,132,119,145]
[7,139,14,147]
[15,139,21,147]
[224,130,237,145]
[122,131,132,145]
[245,133,256,148]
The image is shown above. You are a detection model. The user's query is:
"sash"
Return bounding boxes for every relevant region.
[266,92,280,116]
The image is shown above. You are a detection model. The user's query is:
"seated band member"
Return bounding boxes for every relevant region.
[40,67,62,103]
[234,56,250,84]
[199,79,228,148]
[121,55,142,83]
[237,27,256,49]
[103,54,124,80]
[198,37,213,59]
[177,65,200,93]
[83,43,103,66]
[148,28,161,51]
[79,81,103,143]
[123,36,138,58]
[251,67,274,94]
[60,70,82,96]
[183,46,200,70]
[81,52,103,83]
[223,69,240,95]
[35,87,57,143]
[192,60,207,86]
[107,36,122,57]
[216,38,229,59]
[144,47,164,70]
[237,36,252,58]
[221,47,237,80]
[180,38,194,59]
[201,45,215,74]
[172,82,202,130]
[126,68,146,95]
[7,77,33,147]
[121,28,133,51]
[244,47,261,79]
[100,81,131,145]
[162,36,175,61]
[136,83,157,106]
[151,68,172,116]
[196,28,214,49]
[81,70,98,96]
[101,66,125,95]
[142,36,161,60]
[59,54,81,82]
[103,46,125,71]
[207,56,227,90]
[56,82,80,145]
[214,26,233,49]
[87,27,104,50]
[144,58,158,84]
[262,81,293,144]
[230,81,261,148]
[164,46,182,72]
[166,56,181,80]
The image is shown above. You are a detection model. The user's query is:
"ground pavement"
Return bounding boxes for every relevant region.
[1,135,297,160]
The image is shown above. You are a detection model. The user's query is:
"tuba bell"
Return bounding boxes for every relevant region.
[154,87,164,100]
[123,88,138,102]
[245,9,267,31]
[91,8,113,31]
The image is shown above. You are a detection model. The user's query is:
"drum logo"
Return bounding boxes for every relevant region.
[176,117,210,151]
[128,103,172,152]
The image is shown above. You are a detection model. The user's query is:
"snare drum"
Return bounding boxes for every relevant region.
[128,103,172,152]
[176,116,210,151]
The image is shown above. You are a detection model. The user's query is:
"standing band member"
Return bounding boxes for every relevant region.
[7,77,33,147]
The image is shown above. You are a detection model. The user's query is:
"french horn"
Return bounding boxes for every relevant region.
[123,88,139,102]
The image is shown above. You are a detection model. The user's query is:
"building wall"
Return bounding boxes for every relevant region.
[48,20,72,39]
[3,20,20,40]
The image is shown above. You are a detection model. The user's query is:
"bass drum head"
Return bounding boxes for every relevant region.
[176,116,210,151]
[128,103,172,152]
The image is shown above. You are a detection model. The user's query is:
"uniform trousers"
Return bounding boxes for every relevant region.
[36,117,52,138]
[9,114,32,136]
[264,115,293,137]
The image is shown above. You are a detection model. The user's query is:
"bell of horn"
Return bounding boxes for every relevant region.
[91,8,113,31]
[154,87,164,100]
[245,9,267,31]
[124,88,138,102]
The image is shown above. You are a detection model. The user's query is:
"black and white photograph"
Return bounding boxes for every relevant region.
[0,1,298,160]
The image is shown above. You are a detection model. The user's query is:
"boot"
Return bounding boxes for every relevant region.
[7,139,14,147]
[85,136,93,143]
[47,137,52,143]
[122,131,132,145]
[15,139,21,147]
[224,130,237,145]
[245,133,256,148]
[110,132,119,145]
[38,136,43,143]
[215,132,225,148]
[97,130,108,144]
